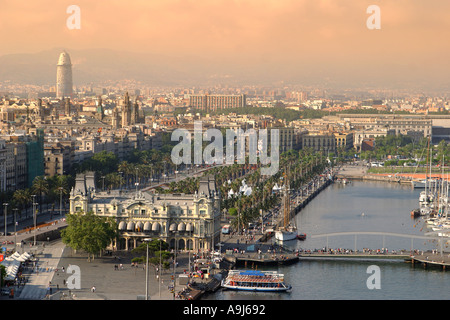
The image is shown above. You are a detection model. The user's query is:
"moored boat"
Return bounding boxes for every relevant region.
[222,270,292,292]
[275,172,298,242]
[411,209,420,217]
[411,179,426,188]
[275,225,298,241]
[297,233,307,240]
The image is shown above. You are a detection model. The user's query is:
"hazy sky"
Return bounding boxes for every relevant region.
[1,0,450,89]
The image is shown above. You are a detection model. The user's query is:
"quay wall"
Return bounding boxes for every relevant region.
[335,173,412,184]
[259,177,333,243]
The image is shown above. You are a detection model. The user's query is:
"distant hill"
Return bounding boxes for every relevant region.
[2,48,445,92]
[0,47,241,86]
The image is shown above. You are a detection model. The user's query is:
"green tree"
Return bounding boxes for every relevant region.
[131,240,172,269]
[61,211,118,261]
[0,264,6,287]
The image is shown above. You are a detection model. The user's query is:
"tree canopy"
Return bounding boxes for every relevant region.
[61,211,118,261]
[131,239,172,269]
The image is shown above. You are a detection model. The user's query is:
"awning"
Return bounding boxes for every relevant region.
[169,223,177,231]
[186,223,193,232]
[178,222,186,231]
[143,221,151,231]
[135,221,143,231]
[152,222,161,232]
[127,221,135,231]
[118,221,127,231]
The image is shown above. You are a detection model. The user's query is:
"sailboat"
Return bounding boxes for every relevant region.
[419,137,435,215]
[275,174,298,241]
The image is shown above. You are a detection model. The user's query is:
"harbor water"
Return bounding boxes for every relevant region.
[206,180,450,300]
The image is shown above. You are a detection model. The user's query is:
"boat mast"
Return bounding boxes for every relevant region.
[283,170,290,228]
[426,137,429,200]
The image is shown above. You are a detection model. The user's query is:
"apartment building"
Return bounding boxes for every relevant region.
[0,130,44,190]
[335,114,432,138]
[302,133,336,153]
[44,140,75,176]
[189,94,246,111]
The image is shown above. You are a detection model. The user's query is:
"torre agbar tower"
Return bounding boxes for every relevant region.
[56,51,73,99]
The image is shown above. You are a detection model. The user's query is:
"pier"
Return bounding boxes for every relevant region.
[223,250,299,267]
[220,170,334,266]
[409,254,450,270]
[259,174,334,242]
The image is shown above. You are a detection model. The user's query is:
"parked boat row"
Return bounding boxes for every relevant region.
[416,175,450,237]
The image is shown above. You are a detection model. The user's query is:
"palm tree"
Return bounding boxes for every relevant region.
[12,188,31,219]
[32,175,49,213]
[105,172,124,190]
[118,161,132,189]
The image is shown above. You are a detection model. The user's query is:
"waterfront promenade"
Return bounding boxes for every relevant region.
[335,161,444,184]
[0,216,188,300]
[6,237,195,300]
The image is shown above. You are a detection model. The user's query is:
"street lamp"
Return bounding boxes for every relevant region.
[118,172,123,193]
[135,168,139,194]
[159,239,163,299]
[3,203,8,240]
[13,208,18,252]
[59,187,63,216]
[32,195,37,246]
[172,231,179,300]
[143,238,151,300]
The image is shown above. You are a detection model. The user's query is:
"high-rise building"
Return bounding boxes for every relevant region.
[56,51,73,99]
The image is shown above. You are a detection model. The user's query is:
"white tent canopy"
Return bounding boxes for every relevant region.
[0,251,32,281]
[239,180,252,196]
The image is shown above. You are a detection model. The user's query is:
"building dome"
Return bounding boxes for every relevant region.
[57,51,72,66]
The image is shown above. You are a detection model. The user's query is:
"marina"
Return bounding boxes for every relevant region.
[205,171,450,300]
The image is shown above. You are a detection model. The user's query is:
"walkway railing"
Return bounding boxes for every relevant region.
[310,231,450,256]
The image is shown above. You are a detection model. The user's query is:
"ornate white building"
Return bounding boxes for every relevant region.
[69,172,221,252]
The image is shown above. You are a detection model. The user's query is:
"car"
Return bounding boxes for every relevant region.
[1,288,10,296]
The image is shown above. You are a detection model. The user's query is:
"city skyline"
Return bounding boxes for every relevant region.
[1,1,450,91]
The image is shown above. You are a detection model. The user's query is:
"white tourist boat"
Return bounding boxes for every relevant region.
[222,270,292,292]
